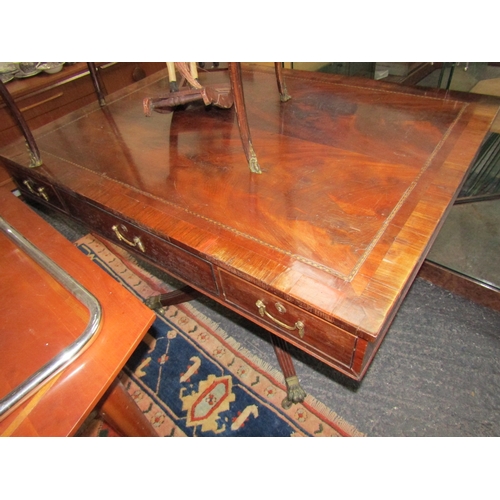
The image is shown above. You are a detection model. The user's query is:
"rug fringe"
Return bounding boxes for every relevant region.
[305,398,366,437]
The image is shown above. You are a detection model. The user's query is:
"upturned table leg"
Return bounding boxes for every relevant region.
[87,63,107,107]
[228,62,262,174]
[274,63,292,102]
[0,80,42,167]
[269,334,307,409]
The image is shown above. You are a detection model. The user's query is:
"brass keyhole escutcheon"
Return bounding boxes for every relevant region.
[275,302,287,314]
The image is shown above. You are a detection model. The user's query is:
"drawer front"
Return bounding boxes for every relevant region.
[8,168,67,212]
[63,193,219,296]
[219,270,357,368]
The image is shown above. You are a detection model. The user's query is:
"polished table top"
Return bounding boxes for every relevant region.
[1,65,498,379]
[0,186,155,436]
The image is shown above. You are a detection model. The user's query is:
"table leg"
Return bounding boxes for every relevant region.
[269,334,307,409]
[98,378,158,437]
[144,285,201,309]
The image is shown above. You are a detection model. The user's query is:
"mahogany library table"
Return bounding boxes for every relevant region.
[1,64,498,407]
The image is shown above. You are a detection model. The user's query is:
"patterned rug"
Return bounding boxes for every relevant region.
[74,234,364,437]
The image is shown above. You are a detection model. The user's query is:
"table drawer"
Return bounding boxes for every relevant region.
[8,168,67,212]
[219,269,357,368]
[62,193,219,296]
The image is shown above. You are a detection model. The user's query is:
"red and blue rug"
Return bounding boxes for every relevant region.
[75,235,364,437]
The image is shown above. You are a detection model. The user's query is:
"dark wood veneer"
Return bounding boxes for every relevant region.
[2,64,498,382]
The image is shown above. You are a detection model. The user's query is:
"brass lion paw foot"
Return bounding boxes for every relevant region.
[281,375,307,409]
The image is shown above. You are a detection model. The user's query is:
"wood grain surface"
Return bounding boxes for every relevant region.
[1,64,498,380]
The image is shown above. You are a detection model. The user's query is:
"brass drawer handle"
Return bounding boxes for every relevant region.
[255,299,305,338]
[23,179,49,202]
[112,224,145,252]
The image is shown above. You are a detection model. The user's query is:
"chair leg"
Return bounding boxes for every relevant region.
[228,62,262,174]
[166,62,179,92]
[269,333,307,409]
